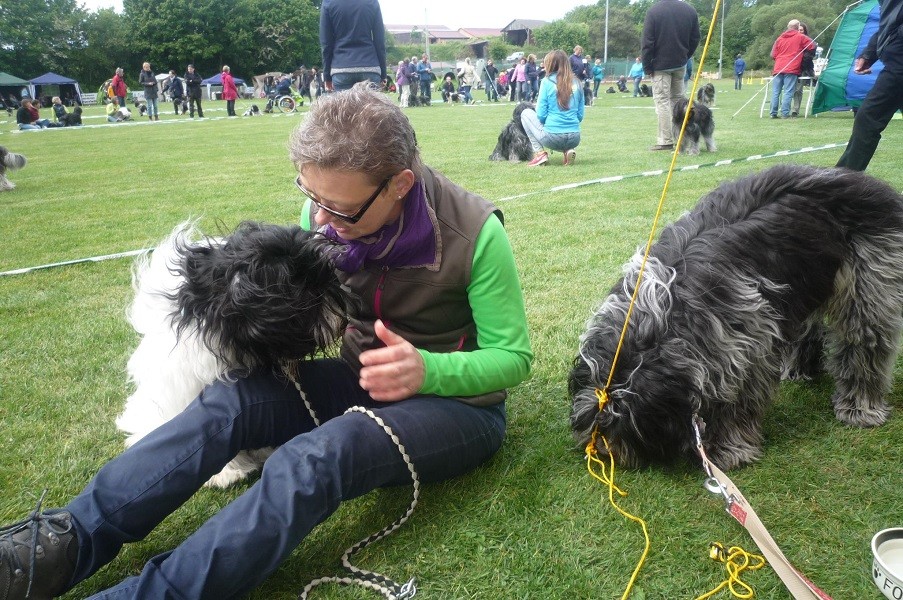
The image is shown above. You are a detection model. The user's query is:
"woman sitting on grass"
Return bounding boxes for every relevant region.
[520,49,585,167]
[0,83,532,600]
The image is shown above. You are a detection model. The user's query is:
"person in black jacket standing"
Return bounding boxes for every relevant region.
[641,0,700,150]
[320,0,387,92]
[836,0,903,171]
[164,70,185,115]
[184,65,204,118]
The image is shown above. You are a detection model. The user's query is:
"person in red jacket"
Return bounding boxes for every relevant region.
[111,68,127,111]
[769,19,814,118]
[221,65,238,117]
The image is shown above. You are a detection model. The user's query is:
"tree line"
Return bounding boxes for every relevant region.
[1,0,855,89]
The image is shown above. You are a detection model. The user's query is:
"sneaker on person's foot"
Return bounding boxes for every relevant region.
[564,149,577,166]
[527,151,548,166]
[0,493,78,600]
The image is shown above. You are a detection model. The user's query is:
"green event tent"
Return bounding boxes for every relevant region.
[0,72,31,104]
[812,0,882,115]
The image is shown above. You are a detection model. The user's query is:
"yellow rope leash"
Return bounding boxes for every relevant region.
[695,543,766,600]
[584,1,725,598]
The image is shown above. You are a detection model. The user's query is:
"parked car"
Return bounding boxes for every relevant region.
[505,51,524,62]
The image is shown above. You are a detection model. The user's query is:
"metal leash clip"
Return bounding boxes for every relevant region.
[396,577,417,599]
[692,414,733,510]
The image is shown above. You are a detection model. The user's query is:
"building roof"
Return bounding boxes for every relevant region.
[385,23,456,33]
[459,28,504,39]
[501,19,550,32]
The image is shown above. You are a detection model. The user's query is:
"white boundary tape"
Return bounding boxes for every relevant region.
[1,142,847,278]
[496,142,847,202]
[0,249,151,277]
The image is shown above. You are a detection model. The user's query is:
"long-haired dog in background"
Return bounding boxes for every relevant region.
[0,146,27,191]
[489,102,535,162]
[672,97,716,155]
[696,82,716,107]
[570,164,903,471]
[118,221,353,487]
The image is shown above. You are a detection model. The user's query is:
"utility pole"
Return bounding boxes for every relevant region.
[604,0,610,64]
[718,0,725,79]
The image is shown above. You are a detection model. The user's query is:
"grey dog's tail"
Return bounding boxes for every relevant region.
[2,149,26,171]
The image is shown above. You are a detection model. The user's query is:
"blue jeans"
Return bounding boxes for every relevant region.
[734,74,743,90]
[145,98,158,117]
[64,359,506,599]
[461,85,473,104]
[117,96,127,111]
[770,73,797,117]
[520,108,581,154]
[331,72,382,92]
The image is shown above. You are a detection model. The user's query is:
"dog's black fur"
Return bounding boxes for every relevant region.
[0,146,27,191]
[696,82,716,107]
[672,97,716,155]
[639,83,653,97]
[408,95,431,107]
[172,221,354,369]
[59,106,83,127]
[489,102,534,162]
[243,104,261,116]
[570,165,903,471]
[134,99,148,116]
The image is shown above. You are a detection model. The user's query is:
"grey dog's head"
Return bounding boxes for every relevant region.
[568,255,699,468]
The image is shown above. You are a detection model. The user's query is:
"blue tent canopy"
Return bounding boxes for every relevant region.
[201,73,247,86]
[27,71,84,105]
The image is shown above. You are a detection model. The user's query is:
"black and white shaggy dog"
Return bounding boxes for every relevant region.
[118,221,353,487]
[570,164,903,471]
[243,104,261,116]
[696,82,716,107]
[489,102,534,162]
[672,97,716,155]
[0,146,27,191]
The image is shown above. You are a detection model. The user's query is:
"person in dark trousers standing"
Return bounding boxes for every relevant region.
[734,53,746,90]
[483,59,499,101]
[320,0,387,92]
[641,0,700,150]
[164,70,185,115]
[836,0,903,171]
[184,65,204,118]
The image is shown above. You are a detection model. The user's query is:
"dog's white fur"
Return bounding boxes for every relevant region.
[117,224,273,488]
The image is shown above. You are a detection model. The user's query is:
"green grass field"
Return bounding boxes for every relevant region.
[2,81,902,599]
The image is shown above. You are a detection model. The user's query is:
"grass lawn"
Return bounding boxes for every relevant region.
[2,81,902,599]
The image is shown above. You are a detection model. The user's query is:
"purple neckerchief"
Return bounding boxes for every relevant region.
[321,180,441,273]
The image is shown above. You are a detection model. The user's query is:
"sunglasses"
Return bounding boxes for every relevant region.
[295,175,392,224]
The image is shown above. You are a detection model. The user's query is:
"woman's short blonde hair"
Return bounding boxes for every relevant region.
[289,83,423,183]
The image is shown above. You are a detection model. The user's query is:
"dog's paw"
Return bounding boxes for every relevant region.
[834,402,891,428]
[204,467,253,488]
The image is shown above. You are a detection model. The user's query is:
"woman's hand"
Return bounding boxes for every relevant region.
[358,320,425,402]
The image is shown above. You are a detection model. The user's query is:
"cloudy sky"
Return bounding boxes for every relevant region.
[76,0,594,29]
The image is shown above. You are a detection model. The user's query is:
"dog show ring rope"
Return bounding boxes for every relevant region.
[288,372,419,600]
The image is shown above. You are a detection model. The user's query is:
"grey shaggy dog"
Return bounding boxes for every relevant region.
[0,146,27,191]
[489,102,534,162]
[672,97,716,155]
[569,164,903,471]
[696,82,716,107]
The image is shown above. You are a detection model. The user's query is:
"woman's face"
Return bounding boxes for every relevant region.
[300,167,405,240]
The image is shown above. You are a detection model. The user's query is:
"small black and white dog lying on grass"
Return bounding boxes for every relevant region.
[243,104,261,116]
[570,164,903,471]
[672,97,716,155]
[696,82,716,107]
[0,145,26,191]
[118,221,354,487]
[489,102,534,162]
